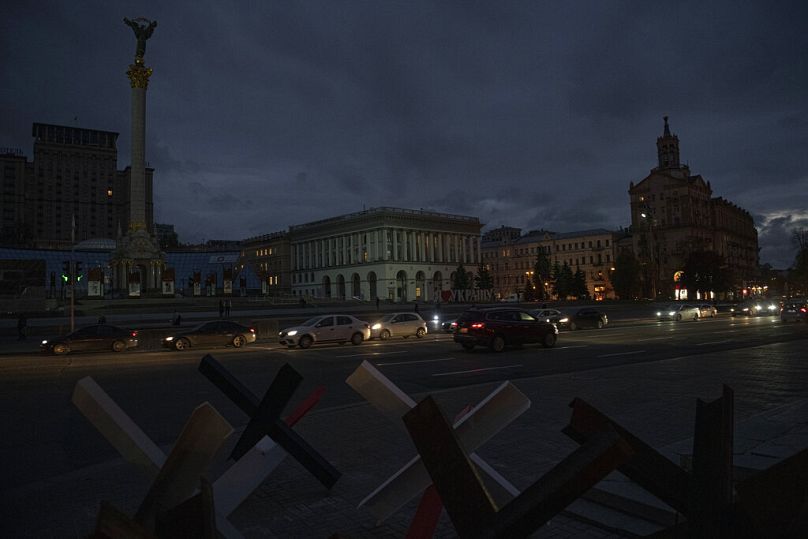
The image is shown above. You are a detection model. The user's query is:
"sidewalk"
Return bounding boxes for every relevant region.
[1,339,806,537]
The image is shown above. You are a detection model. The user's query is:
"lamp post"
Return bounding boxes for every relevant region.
[640,211,662,299]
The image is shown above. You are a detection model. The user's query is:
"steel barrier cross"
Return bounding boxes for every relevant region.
[346,360,527,526]
[199,354,340,489]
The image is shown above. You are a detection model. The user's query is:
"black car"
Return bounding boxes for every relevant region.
[41,324,139,355]
[441,318,458,333]
[569,308,608,330]
[162,320,257,351]
[453,307,558,352]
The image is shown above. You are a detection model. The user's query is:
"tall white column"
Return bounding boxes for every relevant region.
[392,229,398,261]
[126,59,152,231]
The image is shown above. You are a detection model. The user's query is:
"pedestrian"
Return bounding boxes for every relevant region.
[225,299,231,318]
[219,299,224,318]
[97,315,106,324]
[17,313,27,341]
[376,297,380,311]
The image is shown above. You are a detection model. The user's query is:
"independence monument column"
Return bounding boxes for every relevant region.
[111,17,164,296]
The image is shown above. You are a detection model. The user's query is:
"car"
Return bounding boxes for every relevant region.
[698,304,717,318]
[780,301,808,323]
[453,307,558,352]
[569,308,608,330]
[279,314,371,349]
[41,324,139,355]
[731,299,779,317]
[370,312,428,340]
[162,320,256,351]
[441,318,458,333]
[657,304,700,321]
[529,308,570,329]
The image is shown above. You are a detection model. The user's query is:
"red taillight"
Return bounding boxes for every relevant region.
[249,328,256,333]
[470,322,485,329]
[450,322,457,328]
[801,308,807,313]
[131,331,138,337]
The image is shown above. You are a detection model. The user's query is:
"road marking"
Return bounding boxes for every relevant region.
[377,357,455,366]
[335,350,410,358]
[635,337,670,342]
[597,350,646,358]
[557,345,588,349]
[432,364,523,377]
[697,340,731,346]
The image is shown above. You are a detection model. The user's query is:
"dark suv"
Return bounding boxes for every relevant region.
[453,307,558,352]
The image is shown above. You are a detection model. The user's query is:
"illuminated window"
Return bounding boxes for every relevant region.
[106,189,113,197]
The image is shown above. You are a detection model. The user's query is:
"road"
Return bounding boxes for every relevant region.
[0,313,805,492]
[0,315,808,536]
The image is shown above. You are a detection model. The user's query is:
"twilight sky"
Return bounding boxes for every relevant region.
[2,2,807,267]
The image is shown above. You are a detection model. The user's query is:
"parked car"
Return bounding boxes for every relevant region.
[41,324,139,355]
[279,314,371,349]
[162,320,256,351]
[657,304,700,321]
[453,307,558,352]
[780,301,808,323]
[698,304,718,318]
[371,312,428,340]
[569,308,608,330]
[529,308,570,329]
[731,299,779,317]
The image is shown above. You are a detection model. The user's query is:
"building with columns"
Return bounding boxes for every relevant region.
[628,117,758,298]
[287,207,483,302]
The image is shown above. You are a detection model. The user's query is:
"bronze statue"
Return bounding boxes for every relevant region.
[124,17,157,59]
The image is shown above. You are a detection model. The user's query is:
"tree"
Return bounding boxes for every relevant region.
[452,263,471,290]
[572,267,588,299]
[612,251,642,300]
[552,262,574,300]
[532,250,551,301]
[475,262,493,290]
[681,251,734,298]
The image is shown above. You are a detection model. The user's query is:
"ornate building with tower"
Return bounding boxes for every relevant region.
[628,117,758,298]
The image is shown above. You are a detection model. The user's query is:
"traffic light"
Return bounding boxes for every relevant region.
[61,261,71,284]
[76,261,83,282]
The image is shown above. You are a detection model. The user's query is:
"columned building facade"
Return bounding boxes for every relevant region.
[288,207,482,302]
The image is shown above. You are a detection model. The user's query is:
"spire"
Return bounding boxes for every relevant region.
[656,115,680,170]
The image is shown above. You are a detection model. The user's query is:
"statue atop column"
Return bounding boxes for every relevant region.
[124,17,157,60]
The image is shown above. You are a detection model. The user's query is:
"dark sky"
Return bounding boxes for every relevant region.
[2,2,807,267]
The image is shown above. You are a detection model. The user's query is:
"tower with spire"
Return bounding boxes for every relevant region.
[656,116,680,170]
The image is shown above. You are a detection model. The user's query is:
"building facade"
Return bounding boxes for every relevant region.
[0,123,153,249]
[482,228,621,300]
[240,231,292,295]
[628,117,758,298]
[288,207,483,302]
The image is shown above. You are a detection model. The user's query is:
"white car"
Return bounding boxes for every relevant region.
[657,304,700,321]
[370,312,428,340]
[279,314,371,349]
[698,304,717,318]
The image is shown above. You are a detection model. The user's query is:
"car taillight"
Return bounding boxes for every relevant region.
[471,322,485,329]
[131,331,138,337]
[249,328,255,333]
[801,308,807,313]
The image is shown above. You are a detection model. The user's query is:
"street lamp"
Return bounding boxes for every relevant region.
[639,210,662,299]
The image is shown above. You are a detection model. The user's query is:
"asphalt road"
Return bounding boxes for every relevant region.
[0,314,805,491]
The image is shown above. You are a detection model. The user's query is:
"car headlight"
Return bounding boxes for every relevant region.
[164,336,174,341]
[768,305,776,311]
[656,312,661,317]
[668,311,676,316]
[742,307,749,311]
[559,317,568,323]
[432,315,439,321]
[287,330,298,336]
[755,305,763,311]
[41,339,48,345]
